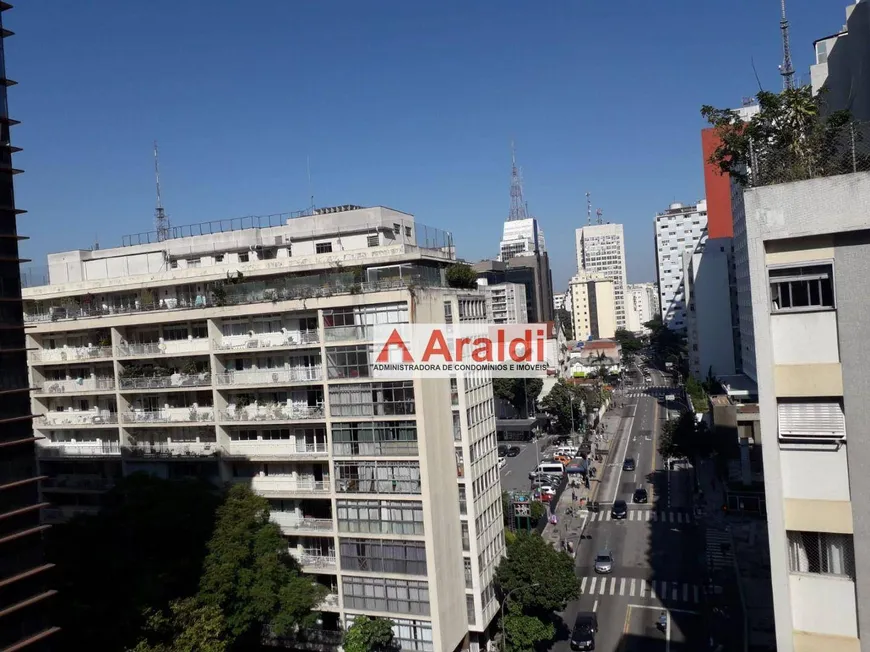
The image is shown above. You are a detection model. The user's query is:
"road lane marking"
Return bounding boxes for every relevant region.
[683,583,689,602]
[649,581,657,600]
[651,512,658,521]
[599,578,607,595]
[610,579,616,595]
[630,578,636,596]
[646,511,652,521]
[672,583,678,601]
[581,577,588,593]
[593,599,598,613]
[589,577,597,595]
[669,512,674,523]
[628,511,635,521]
[640,581,647,598]
[620,578,626,595]
[606,511,612,522]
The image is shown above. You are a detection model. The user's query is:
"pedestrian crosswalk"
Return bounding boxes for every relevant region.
[584,509,693,524]
[579,575,717,604]
[624,385,675,398]
[705,526,734,571]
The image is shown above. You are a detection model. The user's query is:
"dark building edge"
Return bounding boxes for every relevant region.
[0,3,59,651]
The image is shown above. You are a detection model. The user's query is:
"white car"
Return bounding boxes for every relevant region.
[498,457,507,470]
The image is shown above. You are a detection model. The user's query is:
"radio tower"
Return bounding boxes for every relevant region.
[508,140,529,221]
[779,0,795,90]
[586,191,592,226]
[596,208,603,225]
[154,141,170,242]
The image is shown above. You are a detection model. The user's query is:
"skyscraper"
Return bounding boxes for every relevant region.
[575,223,628,329]
[0,4,59,649]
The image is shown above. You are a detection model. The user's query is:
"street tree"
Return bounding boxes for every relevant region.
[445,263,479,289]
[554,307,574,340]
[658,412,708,460]
[129,598,228,652]
[198,484,326,647]
[502,602,554,652]
[493,377,544,418]
[342,616,398,652]
[540,380,585,434]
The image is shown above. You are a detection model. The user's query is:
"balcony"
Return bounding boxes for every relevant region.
[317,593,341,612]
[42,505,101,523]
[224,440,328,459]
[35,378,115,394]
[41,475,115,491]
[219,404,325,423]
[34,411,118,427]
[290,550,337,572]
[121,408,214,424]
[323,325,369,343]
[36,442,121,458]
[215,367,323,386]
[30,345,113,364]
[119,373,212,390]
[270,512,334,533]
[214,331,319,352]
[234,476,330,497]
[116,339,210,358]
[125,441,220,458]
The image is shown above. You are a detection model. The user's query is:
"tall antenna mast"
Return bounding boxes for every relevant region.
[154,141,170,242]
[596,208,603,225]
[508,140,529,221]
[779,0,795,90]
[586,191,592,226]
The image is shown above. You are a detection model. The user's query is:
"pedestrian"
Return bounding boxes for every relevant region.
[572,490,577,503]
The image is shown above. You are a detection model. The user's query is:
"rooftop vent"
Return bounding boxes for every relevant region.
[313,204,364,216]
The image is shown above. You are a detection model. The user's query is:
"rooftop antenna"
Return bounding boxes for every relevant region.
[585,191,592,226]
[306,155,315,214]
[154,141,171,242]
[508,140,529,221]
[596,208,603,225]
[779,0,795,90]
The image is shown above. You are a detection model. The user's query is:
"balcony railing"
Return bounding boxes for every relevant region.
[219,405,325,422]
[224,441,328,457]
[41,476,115,491]
[34,412,118,427]
[125,441,220,458]
[36,442,121,457]
[290,551,336,570]
[332,441,418,457]
[270,513,334,532]
[323,325,369,342]
[30,346,113,363]
[116,339,210,357]
[36,378,116,394]
[234,476,330,496]
[215,331,319,351]
[215,367,322,386]
[119,373,211,390]
[121,409,214,424]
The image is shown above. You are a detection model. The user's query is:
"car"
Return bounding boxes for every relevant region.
[553,454,572,465]
[506,446,521,457]
[594,550,614,574]
[498,445,508,457]
[570,612,599,651]
[633,487,648,504]
[622,458,636,472]
[611,499,628,519]
[498,457,507,470]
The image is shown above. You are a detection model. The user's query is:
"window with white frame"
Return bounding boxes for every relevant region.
[769,263,834,312]
[787,531,855,578]
[777,400,846,443]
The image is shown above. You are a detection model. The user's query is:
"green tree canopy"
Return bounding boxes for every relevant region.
[658,412,710,460]
[445,263,479,289]
[539,380,585,434]
[342,616,397,652]
[128,598,228,652]
[198,484,326,647]
[554,307,573,340]
[47,474,221,651]
[493,377,544,418]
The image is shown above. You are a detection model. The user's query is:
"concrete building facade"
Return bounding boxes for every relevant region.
[625,283,658,334]
[498,218,546,262]
[574,223,628,329]
[23,206,504,652]
[477,282,527,324]
[745,171,870,652]
[568,273,616,342]
[472,258,553,324]
[653,200,708,331]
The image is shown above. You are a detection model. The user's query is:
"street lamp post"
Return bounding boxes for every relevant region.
[500,583,540,652]
[569,395,575,438]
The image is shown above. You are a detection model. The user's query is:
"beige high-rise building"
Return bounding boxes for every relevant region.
[22,205,504,652]
[575,223,628,329]
[568,272,616,341]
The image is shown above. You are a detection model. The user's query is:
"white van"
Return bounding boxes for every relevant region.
[529,462,565,479]
[555,446,579,458]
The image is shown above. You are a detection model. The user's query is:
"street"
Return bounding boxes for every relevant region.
[499,437,548,493]
[550,364,706,652]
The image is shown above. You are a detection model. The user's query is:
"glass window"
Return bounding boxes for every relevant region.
[316,241,333,254]
[337,499,424,535]
[787,531,854,578]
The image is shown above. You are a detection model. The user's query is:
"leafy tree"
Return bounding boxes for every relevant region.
[503,602,554,652]
[445,263,479,289]
[540,380,585,434]
[644,314,685,363]
[554,307,573,340]
[129,598,228,652]
[198,484,326,647]
[342,616,397,652]
[614,328,642,366]
[658,412,708,460]
[493,377,544,418]
[701,87,857,186]
[47,474,221,651]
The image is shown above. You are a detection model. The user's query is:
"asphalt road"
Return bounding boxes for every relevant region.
[551,363,705,652]
[499,438,549,493]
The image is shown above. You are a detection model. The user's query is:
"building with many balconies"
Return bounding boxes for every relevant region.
[23,205,504,652]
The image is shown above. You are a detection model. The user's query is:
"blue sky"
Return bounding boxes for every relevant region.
[10,0,842,291]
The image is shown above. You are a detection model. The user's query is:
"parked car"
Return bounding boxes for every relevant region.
[633,487,648,504]
[570,612,599,651]
[594,550,614,574]
[498,457,507,470]
[611,500,628,519]
[498,445,508,457]
[506,446,521,457]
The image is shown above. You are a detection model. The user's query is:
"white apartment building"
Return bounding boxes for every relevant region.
[653,200,708,331]
[553,293,565,312]
[476,281,527,324]
[625,283,658,334]
[498,218,546,262]
[568,272,616,342]
[23,205,505,652]
[744,171,870,652]
[574,223,628,329]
